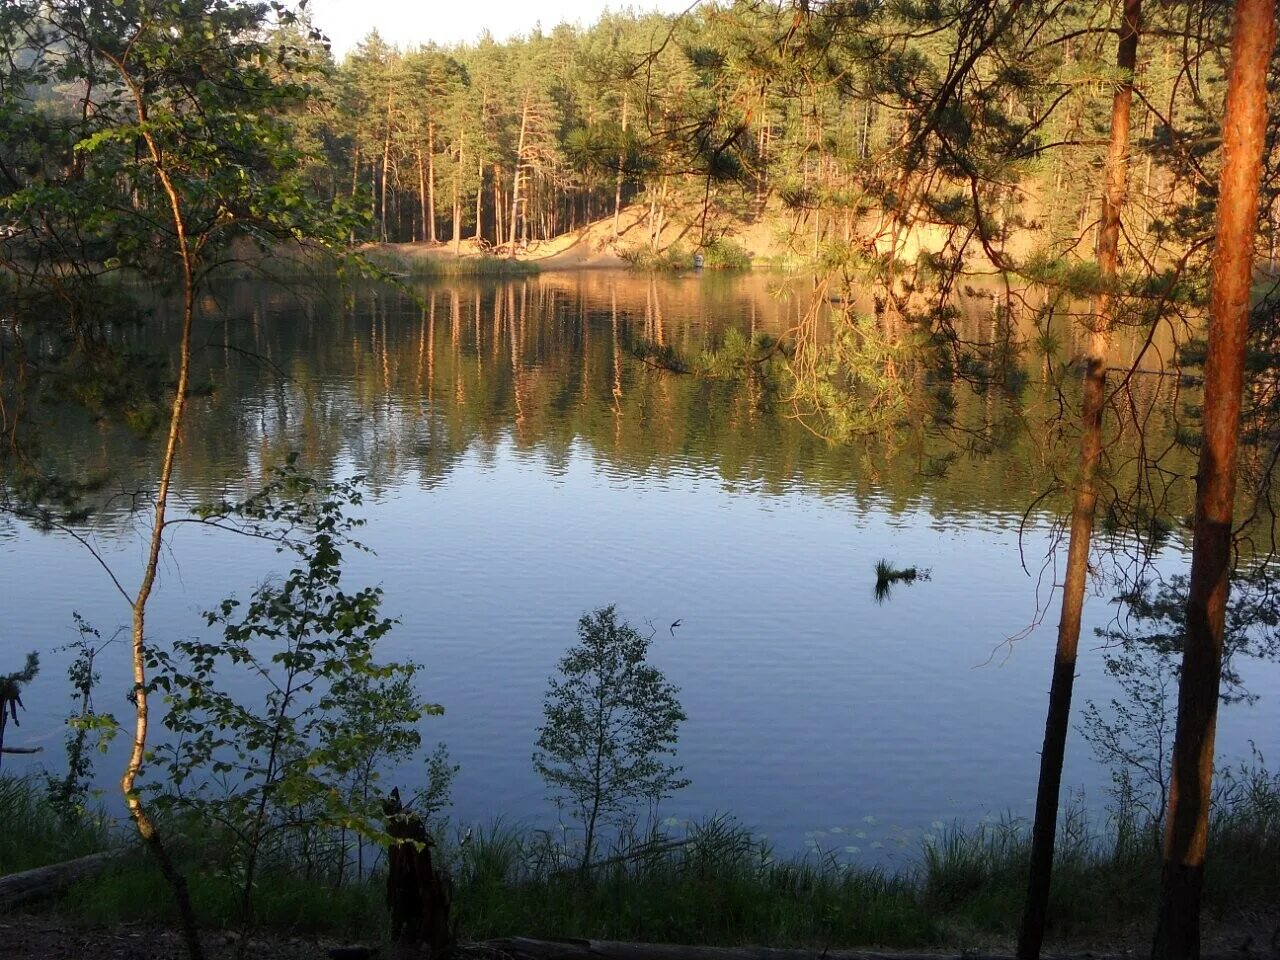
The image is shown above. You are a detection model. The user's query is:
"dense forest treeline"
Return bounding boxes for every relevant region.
[277,0,1278,269]
[9,0,1272,268]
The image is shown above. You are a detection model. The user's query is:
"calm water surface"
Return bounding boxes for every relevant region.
[2,271,1276,863]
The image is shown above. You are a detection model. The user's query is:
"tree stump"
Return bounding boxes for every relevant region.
[383,787,453,958]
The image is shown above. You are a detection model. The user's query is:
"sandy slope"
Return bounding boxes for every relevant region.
[372,196,1043,273]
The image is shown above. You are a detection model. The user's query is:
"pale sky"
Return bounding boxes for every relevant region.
[307,0,700,56]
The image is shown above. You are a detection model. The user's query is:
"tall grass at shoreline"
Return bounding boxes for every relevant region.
[2,772,1275,946]
[0,776,107,874]
[366,247,541,278]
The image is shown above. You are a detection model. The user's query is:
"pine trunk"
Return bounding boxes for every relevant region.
[509,91,530,255]
[454,130,465,255]
[381,89,393,242]
[614,92,629,238]
[476,156,485,242]
[351,133,361,198]
[427,120,437,243]
[418,150,428,243]
[494,166,504,249]
[1152,3,1276,958]
[1016,4,1141,957]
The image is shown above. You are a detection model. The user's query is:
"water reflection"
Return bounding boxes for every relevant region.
[44,271,1194,531]
[2,270,1270,860]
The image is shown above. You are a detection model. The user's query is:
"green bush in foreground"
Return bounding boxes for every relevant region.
[3,770,1276,948]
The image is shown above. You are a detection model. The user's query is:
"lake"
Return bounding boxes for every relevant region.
[2,270,1276,864]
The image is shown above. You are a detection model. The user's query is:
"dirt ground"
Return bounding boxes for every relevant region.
[3,913,1278,960]
[0,917,350,960]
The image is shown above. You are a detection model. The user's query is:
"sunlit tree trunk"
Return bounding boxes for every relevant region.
[380,87,393,242]
[103,51,205,960]
[427,119,438,243]
[614,92,629,239]
[475,156,485,243]
[494,165,504,249]
[349,135,361,243]
[1017,3,1141,957]
[509,91,530,255]
[453,130,465,255]
[417,149,428,243]
[351,132,361,198]
[1153,3,1276,957]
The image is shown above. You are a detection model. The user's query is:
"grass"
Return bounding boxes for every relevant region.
[366,247,540,278]
[0,775,108,874]
[3,772,1277,948]
[874,559,932,602]
[620,238,751,273]
[447,817,934,945]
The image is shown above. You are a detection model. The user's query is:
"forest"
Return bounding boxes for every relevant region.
[1,2,1279,960]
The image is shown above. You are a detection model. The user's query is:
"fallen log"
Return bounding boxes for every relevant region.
[0,849,126,911]
[480,938,1262,960]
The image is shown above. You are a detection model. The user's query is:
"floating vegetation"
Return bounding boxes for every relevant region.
[874,559,932,603]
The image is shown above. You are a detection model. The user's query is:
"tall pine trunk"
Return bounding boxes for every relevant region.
[453,130,465,255]
[351,132,361,198]
[614,92,628,238]
[475,156,484,243]
[1152,3,1276,958]
[494,165,504,249]
[417,149,428,243]
[1016,4,1141,957]
[380,88,393,242]
[509,91,530,255]
[427,120,437,243]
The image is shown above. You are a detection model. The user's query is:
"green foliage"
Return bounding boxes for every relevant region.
[0,0,371,524]
[533,606,689,868]
[147,464,441,930]
[617,246,691,272]
[700,238,751,271]
[44,615,120,821]
[695,329,787,384]
[788,310,929,442]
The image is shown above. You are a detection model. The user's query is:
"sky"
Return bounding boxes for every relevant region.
[306,0,700,56]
